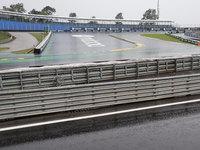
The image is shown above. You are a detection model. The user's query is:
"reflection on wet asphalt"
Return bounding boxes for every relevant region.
[0,32,200,70]
[1,95,200,150]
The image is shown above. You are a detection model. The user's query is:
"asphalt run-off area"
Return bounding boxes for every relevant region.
[0,32,199,70]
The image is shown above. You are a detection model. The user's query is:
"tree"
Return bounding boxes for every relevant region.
[41,6,56,15]
[142,9,158,20]
[9,3,26,13]
[29,9,47,15]
[115,12,123,19]
[69,13,77,17]
[115,12,123,25]
[69,13,77,23]
[88,16,98,24]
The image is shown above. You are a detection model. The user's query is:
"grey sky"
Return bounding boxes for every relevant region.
[1,0,200,25]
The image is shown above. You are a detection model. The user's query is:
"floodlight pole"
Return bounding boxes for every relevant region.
[157,0,160,20]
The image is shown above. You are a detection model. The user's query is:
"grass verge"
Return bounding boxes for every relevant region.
[12,33,48,54]
[30,33,48,43]
[140,33,192,44]
[12,48,34,54]
[0,47,9,51]
[0,33,10,41]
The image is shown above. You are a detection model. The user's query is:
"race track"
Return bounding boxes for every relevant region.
[0,32,200,70]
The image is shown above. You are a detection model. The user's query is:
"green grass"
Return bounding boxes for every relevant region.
[0,33,10,41]
[0,47,9,51]
[12,48,33,54]
[30,33,48,43]
[140,33,192,44]
[12,33,48,54]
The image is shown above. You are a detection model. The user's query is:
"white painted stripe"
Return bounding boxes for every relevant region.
[1,99,200,132]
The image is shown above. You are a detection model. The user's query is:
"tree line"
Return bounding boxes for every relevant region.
[6,3,159,24]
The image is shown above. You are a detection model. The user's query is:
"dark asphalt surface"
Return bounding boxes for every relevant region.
[1,32,200,150]
[0,32,200,70]
[1,95,200,150]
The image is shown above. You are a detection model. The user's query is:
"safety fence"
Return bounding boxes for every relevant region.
[184,32,200,39]
[1,56,200,92]
[0,72,200,120]
[0,31,12,44]
[165,32,199,45]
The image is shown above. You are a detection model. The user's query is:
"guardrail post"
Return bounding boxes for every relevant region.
[183,59,185,69]
[0,76,3,90]
[175,59,177,72]
[191,57,193,70]
[157,60,159,75]
[36,73,40,86]
[20,72,23,90]
[137,62,139,78]
[100,68,103,78]
[113,64,116,81]
[125,65,127,76]
[166,61,168,71]
[71,69,74,82]
[146,63,149,73]
[87,67,89,84]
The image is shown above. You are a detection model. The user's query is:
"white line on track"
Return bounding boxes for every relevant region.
[1,99,200,132]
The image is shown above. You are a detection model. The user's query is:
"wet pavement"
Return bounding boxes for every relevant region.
[0,32,200,70]
[1,95,200,150]
[0,32,38,52]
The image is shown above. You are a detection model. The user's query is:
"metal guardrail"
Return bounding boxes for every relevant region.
[184,32,200,39]
[165,32,199,45]
[1,56,200,92]
[1,73,200,120]
[0,31,13,44]
[34,31,52,54]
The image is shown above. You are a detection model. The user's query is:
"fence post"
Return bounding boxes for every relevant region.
[71,69,74,82]
[137,62,139,78]
[191,57,193,70]
[0,76,3,90]
[20,72,23,90]
[113,64,116,81]
[100,68,103,79]
[175,59,177,72]
[87,67,89,84]
[38,73,41,85]
[157,60,159,75]
[125,65,127,76]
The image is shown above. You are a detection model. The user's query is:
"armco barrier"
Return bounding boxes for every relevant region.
[1,73,200,120]
[1,56,200,92]
[0,31,12,44]
[34,31,52,54]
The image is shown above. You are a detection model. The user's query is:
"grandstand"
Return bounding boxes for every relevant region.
[0,10,174,32]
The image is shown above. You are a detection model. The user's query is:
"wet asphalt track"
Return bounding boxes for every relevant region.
[0,32,200,70]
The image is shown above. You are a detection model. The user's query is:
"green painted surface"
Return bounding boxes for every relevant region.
[0,45,198,64]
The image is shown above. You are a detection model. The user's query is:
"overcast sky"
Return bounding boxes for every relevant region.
[1,0,200,25]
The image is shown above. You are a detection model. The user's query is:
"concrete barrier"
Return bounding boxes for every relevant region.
[34,32,52,54]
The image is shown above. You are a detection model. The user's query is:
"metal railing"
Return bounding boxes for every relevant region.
[1,56,200,92]
[184,32,200,39]
[1,73,200,120]
[165,32,199,45]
